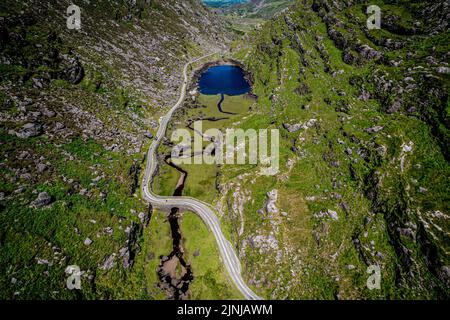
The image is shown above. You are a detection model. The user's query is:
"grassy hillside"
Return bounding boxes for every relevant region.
[220,0,450,299]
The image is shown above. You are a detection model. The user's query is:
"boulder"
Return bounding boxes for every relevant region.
[32,78,46,89]
[328,28,348,50]
[327,209,339,220]
[42,108,56,118]
[36,163,48,173]
[295,83,311,95]
[366,126,384,133]
[315,209,339,221]
[343,50,357,65]
[437,66,450,74]
[0,17,9,46]
[32,192,52,208]
[100,254,116,271]
[358,89,371,101]
[265,190,279,215]
[398,227,415,240]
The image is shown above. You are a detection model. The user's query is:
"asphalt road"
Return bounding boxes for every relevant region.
[141,52,262,300]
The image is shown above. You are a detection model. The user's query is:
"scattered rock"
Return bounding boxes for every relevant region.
[387,99,403,114]
[366,126,384,133]
[358,44,382,60]
[315,209,339,221]
[440,266,450,283]
[265,190,279,215]
[358,89,371,101]
[249,234,281,262]
[84,238,93,246]
[144,132,154,139]
[36,163,48,173]
[42,108,56,118]
[327,209,339,221]
[295,83,311,95]
[437,66,450,74]
[12,123,42,139]
[328,28,348,50]
[283,123,302,133]
[389,60,402,67]
[54,122,65,131]
[32,78,45,89]
[91,176,103,184]
[343,50,357,65]
[402,142,413,153]
[398,227,415,240]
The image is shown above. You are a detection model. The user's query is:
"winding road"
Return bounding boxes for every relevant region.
[141,52,262,300]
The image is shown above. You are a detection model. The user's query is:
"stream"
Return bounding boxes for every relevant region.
[156,156,192,300]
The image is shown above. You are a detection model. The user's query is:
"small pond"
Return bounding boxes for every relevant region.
[198,65,251,96]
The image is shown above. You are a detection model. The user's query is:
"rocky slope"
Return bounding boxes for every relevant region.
[0,0,230,299]
[230,0,294,19]
[222,0,449,299]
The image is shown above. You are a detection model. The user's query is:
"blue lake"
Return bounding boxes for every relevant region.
[198,65,251,96]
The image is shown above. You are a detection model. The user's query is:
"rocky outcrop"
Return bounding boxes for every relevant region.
[283,123,302,133]
[0,0,232,300]
[357,44,382,61]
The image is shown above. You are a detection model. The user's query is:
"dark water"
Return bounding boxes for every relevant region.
[198,65,251,96]
[157,157,193,300]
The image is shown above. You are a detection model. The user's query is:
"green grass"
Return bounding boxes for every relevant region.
[217,0,450,299]
[181,212,243,299]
